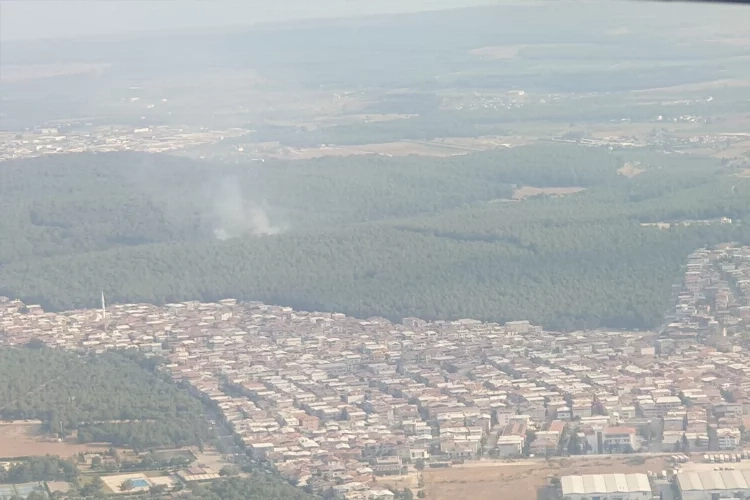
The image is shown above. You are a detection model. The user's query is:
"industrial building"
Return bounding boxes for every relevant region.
[560,473,652,500]
[677,470,750,500]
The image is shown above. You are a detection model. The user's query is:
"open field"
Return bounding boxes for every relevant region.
[255,135,530,160]
[712,140,750,160]
[423,456,668,500]
[191,449,231,471]
[374,473,420,491]
[512,185,585,200]
[0,422,108,458]
[429,135,530,150]
[265,142,468,160]
[634,78,750,95]
[311,113,419,126]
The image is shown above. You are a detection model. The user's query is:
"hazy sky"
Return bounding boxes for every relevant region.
[1,0,501,42]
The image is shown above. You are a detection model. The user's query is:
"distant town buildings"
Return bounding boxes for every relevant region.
[0,126,249,161]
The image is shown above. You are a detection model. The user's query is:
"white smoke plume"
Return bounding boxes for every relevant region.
[212,177,285,240]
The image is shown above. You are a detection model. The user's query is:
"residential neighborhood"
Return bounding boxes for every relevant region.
[4,245,750,498]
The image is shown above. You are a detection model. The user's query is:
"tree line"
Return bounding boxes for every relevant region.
[0,456,78,484]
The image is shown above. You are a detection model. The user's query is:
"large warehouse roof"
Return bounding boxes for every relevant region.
[678,470,750,491]
[561,473,651,495]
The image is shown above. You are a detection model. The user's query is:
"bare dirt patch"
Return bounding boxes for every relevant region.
[423,456,667,500]
[373,474,419,491]
[237,135,528,161]
[512,186,585,200]
[618,162,645,178]
[0,422,108,458]
[429,135,529,151]
[267,142,467,160]
[191,449,231,471]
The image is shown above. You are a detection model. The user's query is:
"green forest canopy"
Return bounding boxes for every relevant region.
[1,147,749,330]
[190,475,319,500]
[0,347,211,449]
[0,455,78,484]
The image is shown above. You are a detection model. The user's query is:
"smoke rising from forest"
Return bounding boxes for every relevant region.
[212,177,285,240]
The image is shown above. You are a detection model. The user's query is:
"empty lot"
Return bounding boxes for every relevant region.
[423,456,668,500]
[0,421,108,458]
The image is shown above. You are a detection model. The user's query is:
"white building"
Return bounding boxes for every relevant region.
[494,435,524,457]
[677,470,750,500]
[716,428,741,450]
[655,396,683,415]
[560,473,651,500]
[602,427,636,453]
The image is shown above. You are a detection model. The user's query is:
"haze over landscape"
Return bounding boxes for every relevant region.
[4,1,750,499]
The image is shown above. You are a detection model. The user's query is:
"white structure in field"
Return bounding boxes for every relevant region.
[560,473,651,500]
[677,470,750,500]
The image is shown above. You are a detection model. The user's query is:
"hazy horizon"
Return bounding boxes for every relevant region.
[0,0,507,42]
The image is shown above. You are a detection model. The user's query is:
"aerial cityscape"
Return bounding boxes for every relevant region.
[4,245,750,499]
[4,1,750,499]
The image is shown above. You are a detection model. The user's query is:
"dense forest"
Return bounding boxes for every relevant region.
[1,147,748,330]
[190,475,319,500]
[0,347,211,449]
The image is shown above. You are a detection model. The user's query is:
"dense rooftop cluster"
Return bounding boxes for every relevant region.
[3,245,750,498]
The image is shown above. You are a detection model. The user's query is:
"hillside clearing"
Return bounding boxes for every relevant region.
[512,186,585,200]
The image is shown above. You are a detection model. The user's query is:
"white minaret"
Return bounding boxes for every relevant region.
[101,291,106,319]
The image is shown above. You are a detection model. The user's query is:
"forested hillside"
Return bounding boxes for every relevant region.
[0,347,211,449]
[1,147,748,330]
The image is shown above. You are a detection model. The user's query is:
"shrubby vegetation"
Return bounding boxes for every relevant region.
[190,475,319,500]
[0,347,210,449]
[0,455,78,483]
[1,147,749,330]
